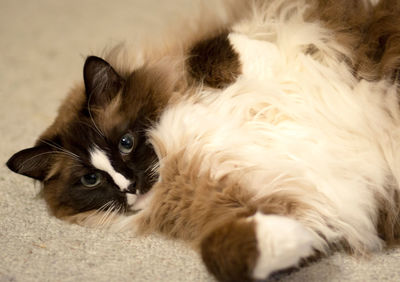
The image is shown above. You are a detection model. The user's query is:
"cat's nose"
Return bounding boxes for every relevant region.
[126,181,137,194]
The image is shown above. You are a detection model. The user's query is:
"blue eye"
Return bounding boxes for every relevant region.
[81,172,102,188]
[119,133,134,154]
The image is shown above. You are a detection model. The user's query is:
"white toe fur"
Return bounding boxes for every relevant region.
[252,213,316,279]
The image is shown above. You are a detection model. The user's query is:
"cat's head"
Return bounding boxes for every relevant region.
[7,56,180,220]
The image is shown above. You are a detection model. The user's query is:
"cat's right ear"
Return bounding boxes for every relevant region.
[6,145,54,181]
[83,56,124,106]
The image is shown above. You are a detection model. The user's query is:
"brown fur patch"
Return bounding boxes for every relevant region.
[142,169,256,242]
[38,84,86,141]
[96,93,125,136]
[304,0,368,67]
[376,178,400,245]
[201,218,259,282]
[187,32,241,89]
[42,157,90,218]
[257,192,311,217]
[356,0,400,82]
[309,0,400,83]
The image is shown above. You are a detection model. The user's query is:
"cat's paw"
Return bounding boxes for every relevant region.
[200,213,316,282]
[252,213,315,279]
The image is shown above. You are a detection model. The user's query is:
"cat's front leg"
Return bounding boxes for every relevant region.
[200,212,317,281]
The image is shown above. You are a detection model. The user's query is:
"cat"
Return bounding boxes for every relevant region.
[6,0,400,281]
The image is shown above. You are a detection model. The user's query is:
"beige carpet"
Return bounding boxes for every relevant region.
[1,0,400,281]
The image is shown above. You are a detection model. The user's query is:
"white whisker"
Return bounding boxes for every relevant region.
[38,139,81,161]
[18,151,80,173]
[147,159,160,182]
[82,201,114,227]
[75,120,105,139]
[87,200,122,228]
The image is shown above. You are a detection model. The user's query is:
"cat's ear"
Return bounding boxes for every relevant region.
[6,145,54,181]
[83,56,124,106]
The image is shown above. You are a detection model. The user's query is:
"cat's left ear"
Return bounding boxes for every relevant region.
[6,145,55,181]
[83,56,124,106]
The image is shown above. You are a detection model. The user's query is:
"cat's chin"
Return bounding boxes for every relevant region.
[126,189,155,212]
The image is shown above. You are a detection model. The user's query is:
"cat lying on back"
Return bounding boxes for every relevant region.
[7,0,400,281]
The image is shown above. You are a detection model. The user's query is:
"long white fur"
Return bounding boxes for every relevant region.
[149,0,400,260]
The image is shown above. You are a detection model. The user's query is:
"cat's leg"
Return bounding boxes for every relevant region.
[187,32,242,89]
[200,212,317,281]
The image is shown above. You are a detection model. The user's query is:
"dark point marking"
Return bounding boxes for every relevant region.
[201,218,258,282]
[188,32,241,89]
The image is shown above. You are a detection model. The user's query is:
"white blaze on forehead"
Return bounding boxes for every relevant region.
[90,147,130,191]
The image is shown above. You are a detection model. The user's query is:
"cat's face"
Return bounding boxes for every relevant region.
[7,56,174,218]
